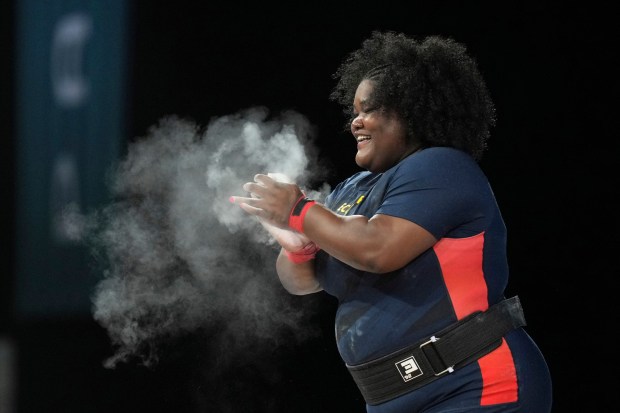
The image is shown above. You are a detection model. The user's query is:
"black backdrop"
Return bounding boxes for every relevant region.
[2,2,617,412]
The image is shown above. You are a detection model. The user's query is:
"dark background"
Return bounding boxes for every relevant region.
[1,2,617,412]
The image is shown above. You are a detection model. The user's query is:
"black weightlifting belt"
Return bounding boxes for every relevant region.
[346,296,526,405]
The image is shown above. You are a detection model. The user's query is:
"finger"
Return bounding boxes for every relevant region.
[243,182,269,197]
[229,196,259,206]
[254,173,274,186]
[267,172,292,183]
[239,202,269,218]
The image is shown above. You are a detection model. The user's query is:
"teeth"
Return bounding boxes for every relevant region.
[357,135,370,142]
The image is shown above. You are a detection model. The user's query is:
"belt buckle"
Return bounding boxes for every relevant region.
[419,336,455,376]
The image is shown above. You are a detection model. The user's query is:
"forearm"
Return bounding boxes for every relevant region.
[275,250,322,295]
[230,174,435,274]
[302,205,380,271]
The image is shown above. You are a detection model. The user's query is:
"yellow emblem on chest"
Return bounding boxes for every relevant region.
[336,195,366,215]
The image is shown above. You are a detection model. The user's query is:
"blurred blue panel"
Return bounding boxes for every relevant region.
[15,0,128,318]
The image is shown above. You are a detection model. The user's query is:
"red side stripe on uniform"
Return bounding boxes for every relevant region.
[433,234,488,318]
[478,339,518,404]
[433,233,519,405]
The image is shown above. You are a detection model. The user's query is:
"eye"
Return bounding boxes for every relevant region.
[364,106,378,114]
[348,103,381,126]
[350,106,377,120]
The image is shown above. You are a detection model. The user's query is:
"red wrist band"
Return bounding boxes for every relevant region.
[284,242,320,264]
[289,195,316,233]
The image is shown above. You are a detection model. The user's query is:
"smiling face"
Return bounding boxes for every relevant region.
[350,79,415,173]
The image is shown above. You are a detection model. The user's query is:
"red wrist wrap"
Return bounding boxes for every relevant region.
[288,195,316,233]
[284,242,320,264]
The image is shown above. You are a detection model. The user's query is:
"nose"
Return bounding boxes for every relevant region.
[351,116,363,133]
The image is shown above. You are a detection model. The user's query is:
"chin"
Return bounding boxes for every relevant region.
[355,155,369,170]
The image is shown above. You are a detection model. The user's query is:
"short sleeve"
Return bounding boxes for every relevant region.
[376,148,493,239]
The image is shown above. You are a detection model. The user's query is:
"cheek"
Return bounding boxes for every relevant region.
[384,123,408,148]
[385,119,407,137]
[379,123,407,145]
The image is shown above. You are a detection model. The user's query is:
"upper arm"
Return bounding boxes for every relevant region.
[305,150,480,273]
[304,206,437,274]
[359,213,437,272]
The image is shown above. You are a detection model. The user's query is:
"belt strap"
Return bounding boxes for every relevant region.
[346,296,526,405]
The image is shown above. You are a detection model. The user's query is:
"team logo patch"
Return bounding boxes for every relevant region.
[395,356,423,382]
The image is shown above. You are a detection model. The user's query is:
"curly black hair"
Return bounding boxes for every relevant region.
[330,31,496,160]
